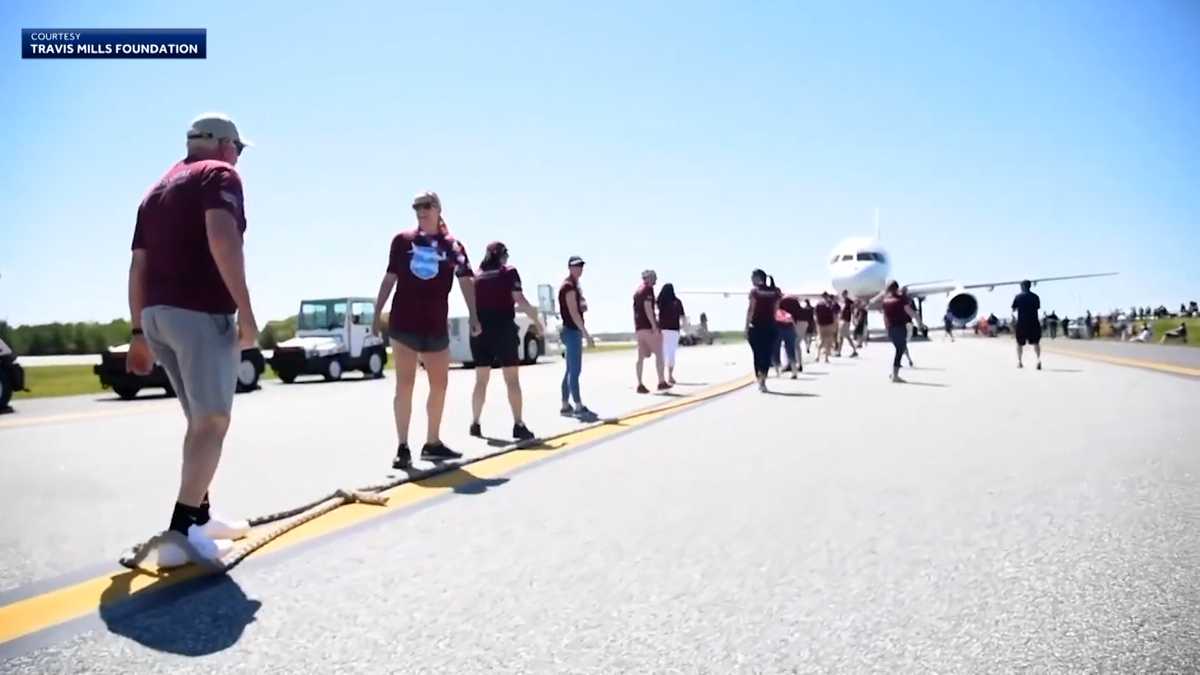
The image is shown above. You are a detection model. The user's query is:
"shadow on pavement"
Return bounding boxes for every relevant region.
[418,467,511,495]
[1042,368,1082,373]
[100,571,261,656]
[95,392,174,403]
[903,381,949,388]
[907,367,946,371]
[764,391,820,397]
[669,381,710,386]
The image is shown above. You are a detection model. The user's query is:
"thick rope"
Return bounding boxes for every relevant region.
[118,376,753,575]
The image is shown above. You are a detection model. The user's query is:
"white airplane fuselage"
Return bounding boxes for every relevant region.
[827,236,892,300]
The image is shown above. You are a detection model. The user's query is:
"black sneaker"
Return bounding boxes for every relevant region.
[574,405,594,418]
[421,442,462,462]
[560,403,574,416]
[636,384,650,394]
[392,443,412,469]
[513,423,535,441]
[469,422,482,437]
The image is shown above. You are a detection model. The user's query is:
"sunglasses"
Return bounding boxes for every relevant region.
[412,202,437,211]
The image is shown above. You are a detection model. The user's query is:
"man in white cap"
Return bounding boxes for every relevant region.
[125,112,258,568]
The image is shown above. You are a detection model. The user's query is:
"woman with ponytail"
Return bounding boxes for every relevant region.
[745,269,782,392]
[373,191,479,469]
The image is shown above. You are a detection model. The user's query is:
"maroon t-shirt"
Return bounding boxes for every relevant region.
[633,284,656,330]
[749,286,782,326]
[840,300,854,322]
[882,294,911,327]
[559,278,586,330]
[779,296,803,321]
[796,304,815,323]
[474,265,522,321]
[658,298,685,330]
[814,302,835,326]
[386,229,473,337]
[131,158,246,314]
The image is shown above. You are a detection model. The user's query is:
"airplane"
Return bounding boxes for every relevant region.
[684,234,1117,328]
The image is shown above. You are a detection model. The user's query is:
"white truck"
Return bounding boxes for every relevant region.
[447,315,547,367]
[269,297,388,383]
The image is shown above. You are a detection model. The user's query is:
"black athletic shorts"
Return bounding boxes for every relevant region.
[1015,322,1042,346]
[390,330,450,353]
[471,319,519,368]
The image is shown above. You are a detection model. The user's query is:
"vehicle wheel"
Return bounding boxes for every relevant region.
[0,372,11,410]
[114,385,140,400]
[522,335,542,365]
[278,370,297,384]
[323,358,344,382]
[365,351,385,378]
[235,355,260,392]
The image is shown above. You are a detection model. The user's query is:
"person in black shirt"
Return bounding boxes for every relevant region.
[1011,280,1042,370]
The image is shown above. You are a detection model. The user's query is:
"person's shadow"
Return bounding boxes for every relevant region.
[100,569,261,656]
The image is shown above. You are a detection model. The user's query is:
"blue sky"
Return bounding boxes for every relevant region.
[2,1,1197,332]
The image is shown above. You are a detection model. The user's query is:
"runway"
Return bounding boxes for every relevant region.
[1,338,1197,672]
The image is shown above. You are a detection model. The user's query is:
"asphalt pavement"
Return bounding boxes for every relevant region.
[1,337,1198,672]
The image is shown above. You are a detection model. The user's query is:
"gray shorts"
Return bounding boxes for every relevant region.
[142,305,238,419]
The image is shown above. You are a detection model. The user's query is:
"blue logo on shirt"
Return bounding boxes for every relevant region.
[409,244,446,281]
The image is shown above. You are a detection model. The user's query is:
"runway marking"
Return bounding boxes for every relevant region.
[1041,346,1200,378]
[0,404,175,431]
[0,375,753,650]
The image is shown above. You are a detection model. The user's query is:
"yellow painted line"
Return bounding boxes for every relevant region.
[0,404,174,431]
[0,375,751,647]
[1041,346,1200,378]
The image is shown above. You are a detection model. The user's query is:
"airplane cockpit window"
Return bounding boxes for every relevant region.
[875,253,887,263]
[856,252,874,261]
[840,255,853,261]
[830,255,840,264]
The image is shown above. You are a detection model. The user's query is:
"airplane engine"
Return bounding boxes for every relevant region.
[946,288,979,324]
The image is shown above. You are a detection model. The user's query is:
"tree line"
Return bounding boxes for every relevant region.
[0,317,301,355]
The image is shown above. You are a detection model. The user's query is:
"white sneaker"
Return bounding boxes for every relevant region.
[202,512,251,540]
[153,526,234,568]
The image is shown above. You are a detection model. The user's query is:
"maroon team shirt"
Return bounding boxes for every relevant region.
[882,294,911,327]
[840,300,854,322]
[814,302,835,326]
[474,265,522,321]
[778,296,803,321]
[386,229,473,337]
[559,278,586,330]
[131,158,247,315]
[749,286,782,326]
[658,298,685,330]
[633,284,657,330]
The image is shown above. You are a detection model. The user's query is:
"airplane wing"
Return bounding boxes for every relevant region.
[680,283,832,300]
[903,272,1118,299]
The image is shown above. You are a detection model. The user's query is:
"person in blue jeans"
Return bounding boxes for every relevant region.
[558,256,595,417]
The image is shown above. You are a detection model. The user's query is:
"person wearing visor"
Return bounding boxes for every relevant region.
[125,112,258,568]
[373,191,478,469]
[469,241,543,441]
[558,256,594,417]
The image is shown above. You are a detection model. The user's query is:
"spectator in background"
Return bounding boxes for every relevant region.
[1047,311,1059,339]
[1161,322,1188,344]
[1133,324,1153,342]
